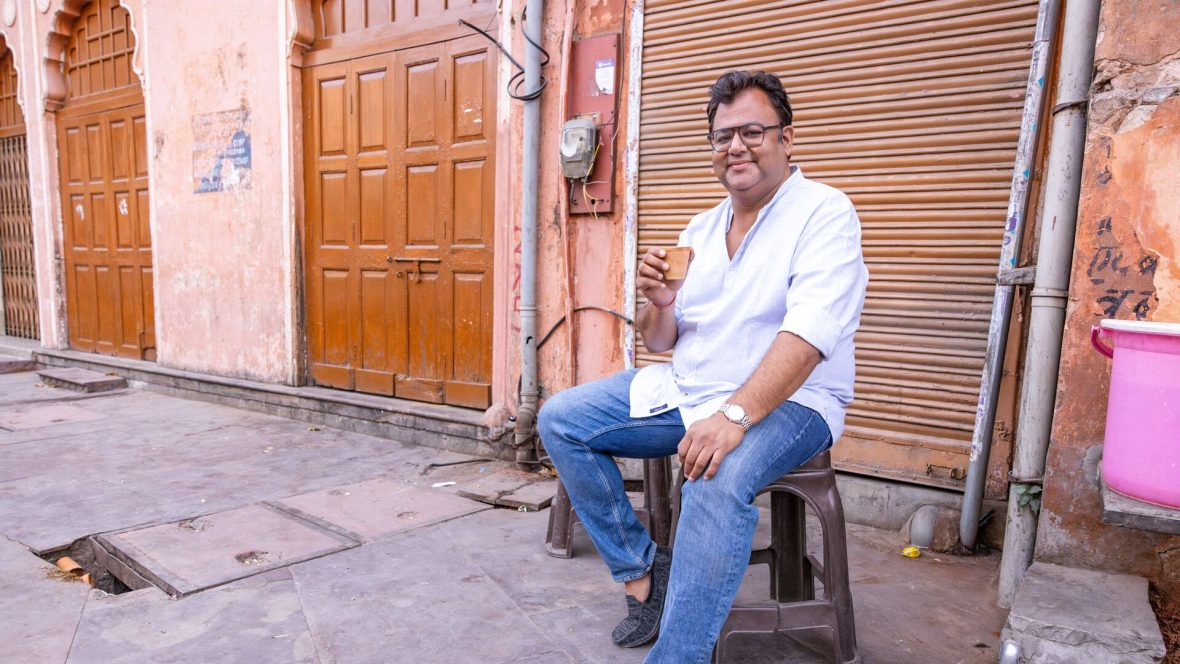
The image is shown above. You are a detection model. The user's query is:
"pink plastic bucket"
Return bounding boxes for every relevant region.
[1091,319,1180,508]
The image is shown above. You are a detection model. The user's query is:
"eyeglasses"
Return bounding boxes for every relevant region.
[706,122,784,152]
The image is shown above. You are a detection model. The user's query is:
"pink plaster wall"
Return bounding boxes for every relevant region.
[141,3,296,383]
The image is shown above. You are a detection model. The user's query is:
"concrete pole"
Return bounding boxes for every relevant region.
[997,0,1102,609]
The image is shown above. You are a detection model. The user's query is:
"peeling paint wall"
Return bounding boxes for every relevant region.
[139,3,295,383]
[1036,0,1180,593]
[490,0,631,425]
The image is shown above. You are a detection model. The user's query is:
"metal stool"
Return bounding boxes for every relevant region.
[545,456,673,558]
[671,450,859,663]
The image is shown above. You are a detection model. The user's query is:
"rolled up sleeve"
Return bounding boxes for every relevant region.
[779,197,868,360]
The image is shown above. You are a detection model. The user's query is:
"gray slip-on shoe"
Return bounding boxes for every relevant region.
[612,545,672,648]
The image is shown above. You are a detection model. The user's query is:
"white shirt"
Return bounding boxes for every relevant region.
[629,167,868,440]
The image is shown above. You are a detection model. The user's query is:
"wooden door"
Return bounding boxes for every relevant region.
[303,35,495,408]
[58,101,153,359]
[57,0,153,360]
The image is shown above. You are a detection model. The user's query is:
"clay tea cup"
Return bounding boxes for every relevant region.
[662,246,694,281]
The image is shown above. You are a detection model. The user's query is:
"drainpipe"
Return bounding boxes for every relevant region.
[959,0,1060,552]
[997,0,1101,609]
[513,0,545,464]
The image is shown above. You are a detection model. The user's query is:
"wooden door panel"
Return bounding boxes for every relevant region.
[85,124,103,179]
[68,194,89,247]
[117,265,141,356]
[319,172,350,244]
[405,60,439,148]
[452,50,488,143]
[109,118,130,181]
[405,166,439,246]
[70,264,97,349]
[358,168,387,244]
[318,77,348,153]
[357,69,387,151]
[452,160,486,245]
[94,265,116,354]
[135,189,150,248]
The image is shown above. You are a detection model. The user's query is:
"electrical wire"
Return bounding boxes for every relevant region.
[537,306,633,350]
[458,9,550,102]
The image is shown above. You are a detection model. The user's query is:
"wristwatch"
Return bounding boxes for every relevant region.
[718,402,753,431]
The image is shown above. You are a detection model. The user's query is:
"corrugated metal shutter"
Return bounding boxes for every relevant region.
[636,0,1038,489]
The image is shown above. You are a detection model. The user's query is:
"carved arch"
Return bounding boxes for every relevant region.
[42,0,145,111]
[288,0,314,62]
[0,32,26,120]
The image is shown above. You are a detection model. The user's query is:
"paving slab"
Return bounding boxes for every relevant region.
[1002,561,1166,663]
[98,504,357,597]
[67,568,317,664]
[271,476,490,542]
[498,479,556,511]
[454,467,554,508]
[0,535,91,664]
[0,402,108,431]
[0,474,164,554]
[37,367,127,393]
[290,525,563,664]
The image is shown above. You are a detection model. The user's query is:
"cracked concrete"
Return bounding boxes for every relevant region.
[0,368,1010,662]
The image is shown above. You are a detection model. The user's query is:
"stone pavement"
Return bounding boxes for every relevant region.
[0,368,1009,663]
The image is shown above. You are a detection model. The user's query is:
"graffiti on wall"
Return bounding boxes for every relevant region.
[1086,214,1158,319]
[192,108,252,194]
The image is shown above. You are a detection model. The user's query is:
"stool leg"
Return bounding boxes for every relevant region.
[771,490,812,602]
[821,487,858,662]
[644,456,672,547]
[545,479,576,558]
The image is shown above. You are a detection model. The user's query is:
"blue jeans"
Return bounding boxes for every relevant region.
[537,369,832,663]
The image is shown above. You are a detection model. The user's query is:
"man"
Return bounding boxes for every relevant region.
[537,70,868,661]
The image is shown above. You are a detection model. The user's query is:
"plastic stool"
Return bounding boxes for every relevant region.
[671,450,859,663]
[545,456,673,558]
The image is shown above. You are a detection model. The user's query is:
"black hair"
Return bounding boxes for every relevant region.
[706,70,793,130]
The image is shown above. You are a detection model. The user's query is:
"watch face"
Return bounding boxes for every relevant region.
[725,404,746,421]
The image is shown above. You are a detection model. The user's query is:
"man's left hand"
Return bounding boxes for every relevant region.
[679,413,745,481]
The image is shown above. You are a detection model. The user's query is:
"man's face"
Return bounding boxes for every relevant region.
[710,89,795,197]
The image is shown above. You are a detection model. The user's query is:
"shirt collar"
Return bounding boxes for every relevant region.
[722,165,804,232]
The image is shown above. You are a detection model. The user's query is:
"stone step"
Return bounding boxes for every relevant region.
[37,367,127,393]
[0,356,36,374]
[1002,562,1166,663]
[1102,483,1180,535]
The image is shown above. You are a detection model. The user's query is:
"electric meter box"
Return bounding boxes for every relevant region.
[560,117,598,180]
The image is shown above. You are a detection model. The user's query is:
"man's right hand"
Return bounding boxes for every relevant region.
[637,248,682,308]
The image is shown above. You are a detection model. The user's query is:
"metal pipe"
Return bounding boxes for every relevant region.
[997,0,1101,609]
[959,0,1060,552]
[513,0,544,463]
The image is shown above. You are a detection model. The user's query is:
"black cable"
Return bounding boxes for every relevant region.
[459,8,550,102]
[537,306,634,350]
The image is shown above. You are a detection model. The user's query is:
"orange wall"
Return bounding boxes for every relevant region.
[1036,0,1180,593]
